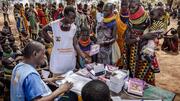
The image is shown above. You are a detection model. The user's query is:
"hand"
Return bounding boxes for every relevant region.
[58,82,73,93]
[82,53,92,63]
[85,56,92,64]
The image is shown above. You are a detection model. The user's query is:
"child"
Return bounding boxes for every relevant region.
[81,80,111,101]
[19,31,30,48]
[78,27,93,68]
[8,35,16,48]
[141,31,163,73]
[2,21,12,35]
[0,31,6,45]
[2,57,16,80]
[162,29,179,54]
[2,40,14,58]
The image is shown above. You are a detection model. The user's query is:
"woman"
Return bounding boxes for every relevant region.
[16,6,29,34]
[37,4,48,27]
[124,0,158,85]
[29,4,39,40]
[96,3,117,65]
[42,6,91,76]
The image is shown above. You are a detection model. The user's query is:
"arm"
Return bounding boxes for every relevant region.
[73,33,91,63]
[42,24,53,43]
[125,28,139,45]
[43,76,64,83]
[23,73,72,101]
[33,87,67,101]
[73,33,86,58]
[34,81,73,101]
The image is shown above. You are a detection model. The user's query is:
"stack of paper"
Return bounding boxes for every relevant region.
[107,70,128,93]
[56,73,92,95]
[127,78,145,96]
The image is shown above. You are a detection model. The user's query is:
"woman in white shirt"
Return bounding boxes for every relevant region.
[42,6,91,76]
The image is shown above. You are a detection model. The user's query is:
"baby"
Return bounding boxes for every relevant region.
[141,30,163,73]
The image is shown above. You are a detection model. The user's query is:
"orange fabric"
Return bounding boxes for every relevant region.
[115,14,127,66]
[78,96,83,101]
[37,8,48,26]
[20,8,29,33]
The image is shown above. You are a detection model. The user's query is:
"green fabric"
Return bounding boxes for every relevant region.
[29,16,36,28]
[144,85,175,101]
[3,52,12,58]
[4,67,12,75]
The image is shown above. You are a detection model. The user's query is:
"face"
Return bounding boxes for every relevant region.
[59,6,63,11]
[7,59,16,68]
[65,11,76,24]
[129,2,139,14]
[12,45,19,52]
[103,5,112,18]
[78,4,82,10]
[33,47,46,66]
[121,1,129,11]
[3,45,12,53]
[80,31,89,41]
[150,10,159,20]
[150,9,164,20]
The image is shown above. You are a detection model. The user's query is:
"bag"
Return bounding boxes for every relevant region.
[112,41,121,64]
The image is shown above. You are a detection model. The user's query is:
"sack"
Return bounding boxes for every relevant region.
[112,41,121,64]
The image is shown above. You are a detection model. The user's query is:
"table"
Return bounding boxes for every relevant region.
[112,85,175,101]
[56,71,175,101]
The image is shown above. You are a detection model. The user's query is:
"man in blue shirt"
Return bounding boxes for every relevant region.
[11,41,73,101]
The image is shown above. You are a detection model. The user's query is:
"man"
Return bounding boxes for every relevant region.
[81,80,111,101]
[11,41,73,101]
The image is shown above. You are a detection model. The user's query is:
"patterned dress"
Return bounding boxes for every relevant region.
[125,6,156,85]
[97,25,114,64]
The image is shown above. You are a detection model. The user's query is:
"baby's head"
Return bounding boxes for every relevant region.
[2,57,16,69]
[171,29,177,35]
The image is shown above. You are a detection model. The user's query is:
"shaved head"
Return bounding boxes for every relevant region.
[23,41,45,58]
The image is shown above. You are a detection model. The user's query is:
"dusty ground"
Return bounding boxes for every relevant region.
[156,18,180,101]
[0,13,180,101]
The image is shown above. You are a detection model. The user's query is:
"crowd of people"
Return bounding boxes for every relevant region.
[0,0,180,100]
